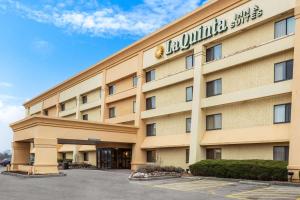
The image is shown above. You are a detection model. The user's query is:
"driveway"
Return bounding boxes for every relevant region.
[0,169,299,200]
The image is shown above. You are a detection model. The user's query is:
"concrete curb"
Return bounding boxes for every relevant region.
[1,171,66,178]
[183,176,300,187]
[129,176,182,181]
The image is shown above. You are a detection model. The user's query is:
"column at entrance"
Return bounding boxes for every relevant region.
[33,138,58,174]
[10,142,30,170]
[288,1,300,181]
[189,46,206,164]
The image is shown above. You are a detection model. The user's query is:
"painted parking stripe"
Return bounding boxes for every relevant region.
[154,180,235,192]
[227,186,300,200]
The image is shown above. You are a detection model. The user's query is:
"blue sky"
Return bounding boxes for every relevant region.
[0,0,207,152]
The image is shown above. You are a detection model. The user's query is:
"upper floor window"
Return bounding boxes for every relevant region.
[133,100,136,113]
[146,123,156,136]
[186,86,193,102]
[108,85,116,95]
[60,103,65,111]
[274,60,293,82]
[274,103,291,124]
[186,55,194,69]
[273,146,289,161]
[82,114,88,121]
[206,148,222,160]
[146,150,156,163]
[133,75,138,87]
[275,17,295,38]
[206,114,222,130]
[146,70,155,82]
[186,118,191,133]
[146,96,156,110]
[109,107,116,118]
[206,44,222,62]
[44,110,48,116]
[99,88,102,99]
[206,79,222,97]
[82,95,87,104]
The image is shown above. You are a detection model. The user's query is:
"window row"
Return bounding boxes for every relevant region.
[108,75,138,96]
[206,103,291,130]
[146,149,190,163]
[206,146,289,161]
[145,55,194,83]
[146,117,192,136]
[205,16,295,63]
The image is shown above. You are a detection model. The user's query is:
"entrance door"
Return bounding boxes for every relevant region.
[97,148,131,169]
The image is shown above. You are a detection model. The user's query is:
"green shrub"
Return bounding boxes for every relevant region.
[189,160,288,181]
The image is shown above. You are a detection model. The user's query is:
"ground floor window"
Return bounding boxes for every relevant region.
[146,150,156,163]
[186,149,190,163]
[83,152,89,161]
[206,148,222,160]
[273,146,289,161]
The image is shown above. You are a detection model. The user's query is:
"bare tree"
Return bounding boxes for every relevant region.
[0,150,11,160]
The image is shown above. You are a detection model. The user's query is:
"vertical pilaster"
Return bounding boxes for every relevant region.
[100,69,107,122]
[131,52,146,170]
[34,138,58,174]
[189,46,206,164]
[288,2,300,181]
[10,142,30,170]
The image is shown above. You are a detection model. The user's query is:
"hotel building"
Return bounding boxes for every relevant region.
[9,0,300,181]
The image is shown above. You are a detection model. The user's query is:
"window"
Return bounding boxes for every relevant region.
[133,100,136,113]
[146,123,156,136]
[60,103,65,111]
[186,86,193,102]
[82,114,88,121]
[186,118,191,133]
[206,149,222,160]
[206,114,222,130]
[83,152,89,161]
[274,60,293,82]
[186,55,194,69]
[44,110,48,116]
[206,44,222,62]
[273,146,289,161]
[147,151,156,163]
[133,75,138,87]
[82,95,87,104]
[146,96,156,110]
[62,153,66,160]
[108,85,116,95]
[146,70,155,82]
[186,149,190,164]
[99,88,102,99]
[109,107,116,118]
[274,104,291,124]
[206,79,222,97]
[275,17,295,38]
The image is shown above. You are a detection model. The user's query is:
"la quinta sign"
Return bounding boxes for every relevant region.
[165,5,263,56]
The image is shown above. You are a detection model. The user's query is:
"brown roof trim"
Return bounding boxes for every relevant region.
[23,0,247,108]
[10,116,138,133]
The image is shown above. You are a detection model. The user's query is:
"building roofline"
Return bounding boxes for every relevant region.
[23,0,245,108]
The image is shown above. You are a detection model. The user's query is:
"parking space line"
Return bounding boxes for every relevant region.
[227,186,300,200]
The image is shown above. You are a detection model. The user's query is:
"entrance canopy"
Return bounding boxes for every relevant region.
[9,116,138,174]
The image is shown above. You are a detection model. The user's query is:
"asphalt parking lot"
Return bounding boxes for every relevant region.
[0,168,300,200]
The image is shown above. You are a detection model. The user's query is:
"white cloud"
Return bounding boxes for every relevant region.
[0,97,24,152]
[0,0,207,37]
[0,82,13,88]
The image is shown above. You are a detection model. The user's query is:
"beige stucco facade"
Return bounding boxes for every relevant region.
[9,0,300,181]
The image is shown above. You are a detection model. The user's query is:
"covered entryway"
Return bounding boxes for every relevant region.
[9,116,138,174]
[96,148,132,169]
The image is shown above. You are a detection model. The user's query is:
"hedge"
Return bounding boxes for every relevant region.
[189,160,288,181]
[137,165,185,174]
